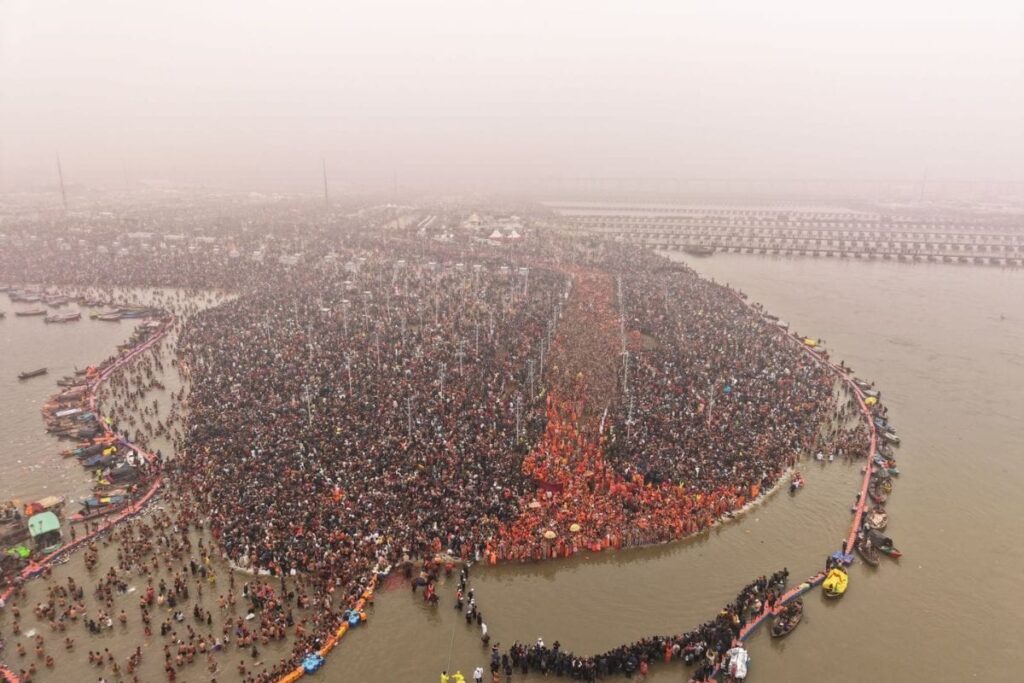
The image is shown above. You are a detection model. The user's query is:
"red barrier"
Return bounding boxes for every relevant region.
[0,315,174,608]
[704,288,884,678]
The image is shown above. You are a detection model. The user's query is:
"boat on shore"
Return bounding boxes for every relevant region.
[70,495,130,523]
[9,290,41,303]
[96,312,122,322]
[0,518,30,546]
[18,367,48,380]
[15,308,47,316]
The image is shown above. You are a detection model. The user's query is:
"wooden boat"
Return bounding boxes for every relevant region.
[867,529,902,559]
[81,452,119,469]
[70,500,129,523]
[879,544,903,559]
[0,519,30,546]
[44,311,81,323]
[856,539,880,566]
[15,308,47,316]
[96,312,122,321]
[770,599,803,637]
[18,367,48,380]
[868,485,888,504]
[23,496,65,517]
[81,488,128,502]
[865,509,888,531]
[103,464,140,484]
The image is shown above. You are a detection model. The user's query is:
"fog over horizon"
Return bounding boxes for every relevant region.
[1,1,1022,195]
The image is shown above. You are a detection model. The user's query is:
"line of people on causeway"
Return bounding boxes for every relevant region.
[439,569,786,682]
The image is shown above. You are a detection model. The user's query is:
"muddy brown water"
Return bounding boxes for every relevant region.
[2,257,1023,682]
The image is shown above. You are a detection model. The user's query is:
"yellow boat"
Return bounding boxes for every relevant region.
[823,567,848,598]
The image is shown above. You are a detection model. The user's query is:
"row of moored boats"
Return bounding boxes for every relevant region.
[2,305,166,578]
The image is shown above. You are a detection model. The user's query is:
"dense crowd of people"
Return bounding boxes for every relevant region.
[0,198,869,682]
[605,254,835,490]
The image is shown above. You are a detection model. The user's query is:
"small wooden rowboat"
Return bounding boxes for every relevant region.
[770,599,803,637]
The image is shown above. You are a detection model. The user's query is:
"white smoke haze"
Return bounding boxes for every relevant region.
[1,0,1022,194]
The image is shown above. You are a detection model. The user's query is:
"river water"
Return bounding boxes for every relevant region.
[0,301,143,503]
[2,256,1022,682]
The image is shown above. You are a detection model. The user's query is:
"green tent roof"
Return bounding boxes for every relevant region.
[28,511,61,537]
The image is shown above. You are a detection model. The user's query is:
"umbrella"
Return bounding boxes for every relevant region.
[542,530,557,540]
[569,523,581,533]
[864,396,878,406]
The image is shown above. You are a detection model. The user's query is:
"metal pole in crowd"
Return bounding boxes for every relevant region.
[514,394,522,443]
[346,355,353,396]
[406,395,413,440]
[527,359,535,401]
[627,395,634,441]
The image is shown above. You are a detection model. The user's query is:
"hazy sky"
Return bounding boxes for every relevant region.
[1,1,1022,193]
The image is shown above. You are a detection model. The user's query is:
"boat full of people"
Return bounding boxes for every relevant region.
[770,599,803,637]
